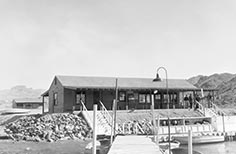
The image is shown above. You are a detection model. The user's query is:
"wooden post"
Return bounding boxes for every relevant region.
[114,78,118,137]
[93,104,97,154]
[188,130,192,154]
[222,114,225,132]
[168,117,171,154]
[110,100,116,145]
[157,115,160,147]
[42,96,45,114]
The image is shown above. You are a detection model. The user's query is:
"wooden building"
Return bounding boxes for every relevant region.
[12,97,43,109]
[42,75,204,113]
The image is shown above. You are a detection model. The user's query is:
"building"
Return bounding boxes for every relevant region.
[12,97,43,109]
[41,75,216,113]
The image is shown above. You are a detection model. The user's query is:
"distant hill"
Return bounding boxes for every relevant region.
[0,85,45,109]
[188,73,236,108]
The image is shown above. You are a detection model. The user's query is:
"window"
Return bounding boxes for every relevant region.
[139,94,146,103]
[119,92,126,102]
[127,94,135,101]
[155,94,161,100]
[146,94,151,103]
[139,94,152,103]
[53,93,58,106]
[76,93,86,104]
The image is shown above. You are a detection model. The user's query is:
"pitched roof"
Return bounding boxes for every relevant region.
[56,75,198,90]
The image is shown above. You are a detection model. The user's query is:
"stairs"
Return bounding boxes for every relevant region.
[80,100,115,135]
[82,111,112,135]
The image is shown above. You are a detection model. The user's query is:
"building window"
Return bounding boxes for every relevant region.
[128,94,135,101]
[76,93,86,104]
[155,94,161,100]
[119,92,126,102]
[139,94,151,103]
[139,94,146,103]
[53,93,58,106]
[146,94,151,103]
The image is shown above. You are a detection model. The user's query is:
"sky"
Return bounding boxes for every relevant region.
[0,0,236,90]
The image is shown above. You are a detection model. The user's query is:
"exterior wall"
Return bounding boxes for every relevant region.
[101,90,115,110]
[48,77,64,113]
[16,103,41,109]
[12,100,17,108]
[64,88,76,112]
[86,90,94,110]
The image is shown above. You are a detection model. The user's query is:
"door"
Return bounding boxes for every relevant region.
[93,91,100,105]
[154,93,161,109]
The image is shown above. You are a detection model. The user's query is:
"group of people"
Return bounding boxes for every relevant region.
[183,93,201,110]
[183,92,214,110]
[183,94,194,109]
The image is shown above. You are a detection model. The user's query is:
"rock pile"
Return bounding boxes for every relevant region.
[4,113,92,142]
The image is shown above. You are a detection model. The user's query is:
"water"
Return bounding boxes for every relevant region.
[181,141,236,154]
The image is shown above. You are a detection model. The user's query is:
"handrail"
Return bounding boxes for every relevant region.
[199,98,225,116]
[195,101,205,116]
[80,100,92,127]
[99,101,112,124]
[211,102,225,115]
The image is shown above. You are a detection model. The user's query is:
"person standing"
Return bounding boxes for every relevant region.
[184,94,189,109]
[189,94,193,109]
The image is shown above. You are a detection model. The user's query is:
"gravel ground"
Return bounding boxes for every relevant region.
[0,139,91,154]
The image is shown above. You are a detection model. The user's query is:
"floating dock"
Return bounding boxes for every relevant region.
[107,135,162,154]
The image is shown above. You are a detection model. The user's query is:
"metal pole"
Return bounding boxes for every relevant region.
[156,67,170,154]
[188,129,193,154]
[151,95,157,143]
[92,104,97,154]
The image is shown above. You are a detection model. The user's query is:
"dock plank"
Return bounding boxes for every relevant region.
[108,135,162,154]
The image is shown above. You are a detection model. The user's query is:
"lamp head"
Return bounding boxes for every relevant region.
[153,73,162,82]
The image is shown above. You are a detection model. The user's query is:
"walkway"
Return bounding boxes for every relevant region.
[107,135,162,154]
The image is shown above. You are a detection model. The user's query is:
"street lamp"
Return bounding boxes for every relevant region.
[153,66,171,154]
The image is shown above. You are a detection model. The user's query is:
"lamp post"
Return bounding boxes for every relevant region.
[153,66,171,154]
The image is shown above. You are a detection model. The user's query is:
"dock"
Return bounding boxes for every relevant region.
[107,135,162,154]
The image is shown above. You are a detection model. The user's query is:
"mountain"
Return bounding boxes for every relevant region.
[0,85,45,109]
[188,73,236,108]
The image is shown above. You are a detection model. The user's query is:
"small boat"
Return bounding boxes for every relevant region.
[174,134,225,145]
[1,109,30,115]
[159,140,180,150]
[171,148,203,154]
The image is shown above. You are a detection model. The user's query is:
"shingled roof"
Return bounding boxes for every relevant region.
[56,75,198,90]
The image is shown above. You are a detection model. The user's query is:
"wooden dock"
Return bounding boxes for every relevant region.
[107,135,162,154]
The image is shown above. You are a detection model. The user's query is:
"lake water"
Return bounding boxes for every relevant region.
[181,141,236,154]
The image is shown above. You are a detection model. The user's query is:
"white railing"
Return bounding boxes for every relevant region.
[211,102,225,116]
[195,101,205,116]
[80,100,92,127]
[99,101,113,125]
[120,121,149,135]
[158,124,213,135]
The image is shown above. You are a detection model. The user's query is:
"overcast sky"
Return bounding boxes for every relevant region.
[0,0,236,90]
